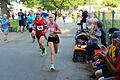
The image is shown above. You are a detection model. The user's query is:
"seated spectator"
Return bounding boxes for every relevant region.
[98,35,120,80]
[108,27,119,41]
[109,31,120,60]
[90,31,120,79]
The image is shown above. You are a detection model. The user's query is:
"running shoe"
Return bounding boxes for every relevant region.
[4,39,7,41]
[42,48,46,56]
[0,29,3,33]
[50,64,55,70]
[32,39,35,43]
[55,49,59,54]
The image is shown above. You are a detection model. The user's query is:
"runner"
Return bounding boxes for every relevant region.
[47,14,62,70]
[32,13,47,56]
[1,14,10,41]
[26,10,36,43]
[37,7,49,19]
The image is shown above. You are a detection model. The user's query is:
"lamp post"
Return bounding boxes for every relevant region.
[89,0,91,13]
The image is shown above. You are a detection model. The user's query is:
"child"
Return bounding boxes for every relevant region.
[1,14,10,41]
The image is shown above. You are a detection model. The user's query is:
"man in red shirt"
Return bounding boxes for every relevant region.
[32,13,47,56]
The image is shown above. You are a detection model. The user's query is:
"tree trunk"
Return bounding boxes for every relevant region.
[0,0,9,16]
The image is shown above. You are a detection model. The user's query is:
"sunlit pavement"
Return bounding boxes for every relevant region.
[0,20,93,80]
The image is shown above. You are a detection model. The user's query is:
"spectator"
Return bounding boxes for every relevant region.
[17,9,25,33]
[81,10,88,30]
[1,14,10,41]
[109,31,120,60]
[62,14,66,23]
[97,21,107,47]
[0,16,3,33]
[98,35,120,80]
[12,13,14,20]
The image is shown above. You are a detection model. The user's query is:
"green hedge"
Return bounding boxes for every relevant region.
[10,19,19,28]
[9,19,19,32]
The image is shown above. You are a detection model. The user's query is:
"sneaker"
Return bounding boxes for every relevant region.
[0,29,3,33]
[55,49,59,54]
[32,39,35,43]
[50,64,55,70]
[42,48,46,55]
[4,39,7,41]
[43,48,47,56]
[40,48,46,56]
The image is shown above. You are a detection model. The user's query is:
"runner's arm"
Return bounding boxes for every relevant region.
[43,20,48,33]
[54,23,62,34]
[32,20,35,30]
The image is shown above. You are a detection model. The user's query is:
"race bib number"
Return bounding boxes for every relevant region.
[37,26,43,30]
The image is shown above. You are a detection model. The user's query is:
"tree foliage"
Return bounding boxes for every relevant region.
[102,0,118,7]
[23,0,84,10]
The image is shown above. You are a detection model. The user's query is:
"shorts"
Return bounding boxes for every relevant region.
[29,28,33,33]
[19,20,24,26]
[48,35,60,44]
[36,35,45,40]
[2,29,8,35]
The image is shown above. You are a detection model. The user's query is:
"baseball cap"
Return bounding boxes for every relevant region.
[114,35,120,44]
[108,28,119,37]
[111,31,120,39]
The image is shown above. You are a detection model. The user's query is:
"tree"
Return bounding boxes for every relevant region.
[0,0,11,16]
[0,0,24,17]
[23,0,85,11]
[102,0,118,7]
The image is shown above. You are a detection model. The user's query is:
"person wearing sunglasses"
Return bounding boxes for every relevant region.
[32,13,47,56]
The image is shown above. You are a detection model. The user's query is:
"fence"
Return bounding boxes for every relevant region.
[94,10,120,29]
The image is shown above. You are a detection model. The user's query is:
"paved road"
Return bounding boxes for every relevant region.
[0,22,93,80]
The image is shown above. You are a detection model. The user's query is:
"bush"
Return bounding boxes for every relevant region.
[10,19,19,28]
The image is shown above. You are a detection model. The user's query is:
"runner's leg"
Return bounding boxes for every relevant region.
[21,26,23,33]
[48,42,55,70]
[3,29,8,41]
[38,36,46,55]
[17,26,20,32]
[54,43,59,54]
[31,30,35,43]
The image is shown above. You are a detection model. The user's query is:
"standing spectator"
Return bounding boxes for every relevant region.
[1,14,10,41]
[97,21,107,47]
[72,14,74,22]
[54,11,57,22]
[12,13,14,20]
[62,14,66,23]
[0,16,3,33]
[81,10,88,30]
[17,9,25,33]
[77,12,82,30]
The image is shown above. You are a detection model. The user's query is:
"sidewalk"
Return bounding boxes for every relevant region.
[0,32,28,45]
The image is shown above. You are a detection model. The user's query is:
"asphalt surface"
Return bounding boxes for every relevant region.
[0,22,93,80]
